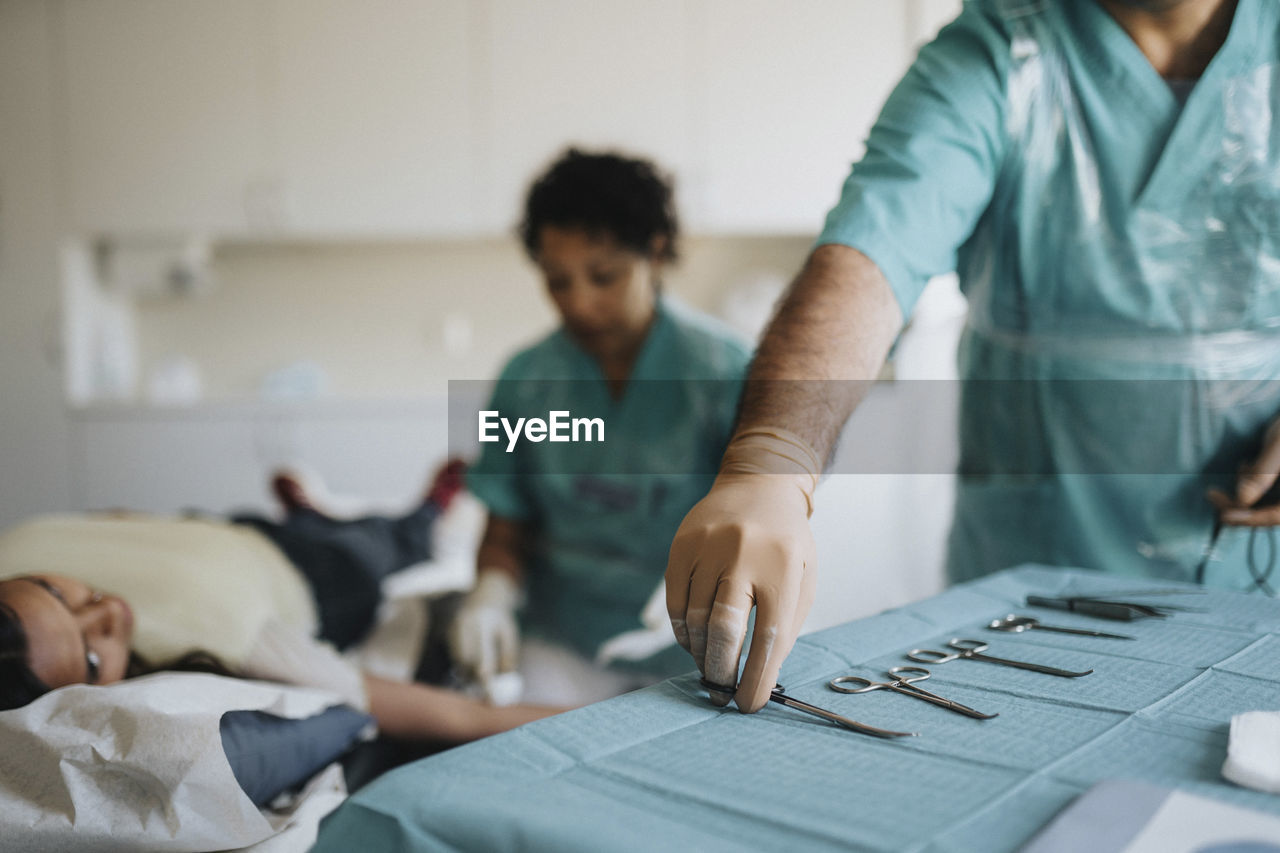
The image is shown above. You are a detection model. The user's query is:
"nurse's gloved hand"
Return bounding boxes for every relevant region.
[596,581,676,666]
[450,570,521,683]
[1209,417,1280,527]
[665,428,820,714]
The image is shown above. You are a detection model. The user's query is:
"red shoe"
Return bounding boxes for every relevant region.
[425,458,467,511]
[271,470,320,515]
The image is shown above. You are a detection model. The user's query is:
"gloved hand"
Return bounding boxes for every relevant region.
[665,427,821,713]
[596,580,677,666]
[1209,416,1280,526]
[449,569,521,684]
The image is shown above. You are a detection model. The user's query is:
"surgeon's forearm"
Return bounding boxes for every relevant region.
[475,515,528,583]
[738,243,903,464]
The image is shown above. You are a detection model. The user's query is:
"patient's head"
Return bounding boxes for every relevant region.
[0,575,135,710]
[519,148,679,362]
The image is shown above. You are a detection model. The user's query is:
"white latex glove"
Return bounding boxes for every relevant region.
[595,580,676,666]
[479,671,524,707]
[449,569,521,683]
[665,427,820,713]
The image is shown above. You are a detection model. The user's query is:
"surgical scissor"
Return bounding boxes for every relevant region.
[988,614,1134,640]
[828,666,998,719]
[907,638,1093,677]
[699,678,918,739]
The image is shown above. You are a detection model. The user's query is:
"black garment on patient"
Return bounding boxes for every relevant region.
[231,503,438,650]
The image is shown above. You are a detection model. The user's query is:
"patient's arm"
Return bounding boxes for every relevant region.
[363,674,562,742]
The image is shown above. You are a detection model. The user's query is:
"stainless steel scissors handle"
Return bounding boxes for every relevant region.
[828,666,931,694]
[827,666,998,720]
[907,638,1093,678]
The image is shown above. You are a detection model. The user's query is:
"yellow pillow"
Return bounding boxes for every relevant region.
[0,515,317,668]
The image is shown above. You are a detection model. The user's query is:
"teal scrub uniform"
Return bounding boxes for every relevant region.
[818,0,1280,591]
[468,297,751,673]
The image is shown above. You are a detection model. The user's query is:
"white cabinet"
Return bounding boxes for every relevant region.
[477,0,694,233]
[477,0,919,236]
[58,0,934,238]
[270,0,479,236]
[71,411,263,513]
[70,399,450,515]
[61,0,265,234]
[691,0,911,234]
[61,0,479,237]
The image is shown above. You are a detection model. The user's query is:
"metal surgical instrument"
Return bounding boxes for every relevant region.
[907,638,1093,677]
[828,666,998,720]
[1025,595,1170,620]
[1196,516,1225,585]
[987,614,1134,640]
[699,678,918,739]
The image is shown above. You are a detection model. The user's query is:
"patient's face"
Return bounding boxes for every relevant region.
[0,575,134,689]
[536,226,659,363]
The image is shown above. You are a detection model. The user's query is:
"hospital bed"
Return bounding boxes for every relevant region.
[0,493,484,852]
[314,565,1280,852]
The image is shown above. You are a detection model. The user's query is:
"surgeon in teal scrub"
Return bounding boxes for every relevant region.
[666,0,1280,716]
[453,149,750,704]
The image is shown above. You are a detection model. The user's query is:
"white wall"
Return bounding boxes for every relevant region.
[131,235,810,399]
[0,1,72,531]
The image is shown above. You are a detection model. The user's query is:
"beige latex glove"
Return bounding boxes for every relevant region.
[449,569,521,683]
[665,427,820,713]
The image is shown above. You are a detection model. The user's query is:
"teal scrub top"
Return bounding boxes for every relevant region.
[818,0,1280,591]
[468,297,751,671]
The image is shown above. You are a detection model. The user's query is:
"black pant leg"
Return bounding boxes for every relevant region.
[231,502,441,650]
[233,516,383,650]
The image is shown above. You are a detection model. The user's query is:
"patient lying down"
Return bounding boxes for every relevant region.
[0,573,557,740]
[0,468,562,744]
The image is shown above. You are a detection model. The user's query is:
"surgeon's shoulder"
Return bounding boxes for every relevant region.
[659,297,753,378]
[951,0,1018,38]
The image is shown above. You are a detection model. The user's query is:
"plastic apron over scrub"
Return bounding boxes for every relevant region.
[818,0,1280,591]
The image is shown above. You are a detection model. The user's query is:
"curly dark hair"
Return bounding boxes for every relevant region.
[519,148,680,263]
[0,599,235,711]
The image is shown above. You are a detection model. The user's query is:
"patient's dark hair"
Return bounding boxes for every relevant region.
[519,148,679,263]
[0,601,50,711]
[0,601,236,712]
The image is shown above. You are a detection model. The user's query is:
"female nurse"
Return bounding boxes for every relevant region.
[451,149,752,704]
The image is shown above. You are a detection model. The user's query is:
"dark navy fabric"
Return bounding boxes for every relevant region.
[220,704,372,807]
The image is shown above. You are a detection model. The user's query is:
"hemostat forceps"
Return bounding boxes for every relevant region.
[988,614,1134,640]
[699,678,917,739]
[907,638,1093,677]
[828,666,998,720]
